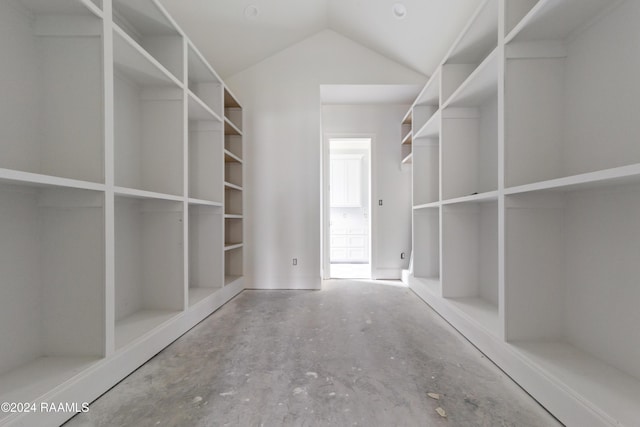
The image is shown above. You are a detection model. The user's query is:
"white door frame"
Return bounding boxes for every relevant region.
[322,134,376,279]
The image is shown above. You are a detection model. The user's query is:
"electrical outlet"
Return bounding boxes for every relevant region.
[401,252,405,259]
[292,258,297,266]
[378,199,383,206]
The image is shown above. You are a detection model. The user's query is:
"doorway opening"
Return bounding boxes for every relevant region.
[328,138,371,279]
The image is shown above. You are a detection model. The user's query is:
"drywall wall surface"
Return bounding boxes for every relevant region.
[226,30,425,289]
[323,104,411,279]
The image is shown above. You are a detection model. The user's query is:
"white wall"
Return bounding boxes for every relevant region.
[226,29,424,289]
[323,105,412,279]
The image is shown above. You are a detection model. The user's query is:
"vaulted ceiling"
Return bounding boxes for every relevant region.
[159,0,481,79]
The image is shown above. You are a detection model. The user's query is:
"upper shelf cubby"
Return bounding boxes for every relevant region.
[188,43,223,118]
[444,0,498,65]
[0,0,104,184]
[504,0,636,188]
[412,68,441,134]
[401,108,412,146]
[224,88,243,132]
[441,0,498,103]
[113,26,179,87]
[504,0,540,38]
[114,28,184,196]
[402,109,412,126]
[444,48,498,109]
[506,0,616,44]
[112,0,183,82]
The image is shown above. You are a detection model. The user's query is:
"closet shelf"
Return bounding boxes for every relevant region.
[224,275,242,286]
[401,109,412,125]
[224,182,243,191]
[443,0,498,65]
[442,190,498,206]
[401,132,413,145]
[0,357,101,406]
[413,110,441,139]
[224,88,241,109]
[188,287,218,307]
[79,0,102,17]
[114,186,183,202]
[188,91,223,122]
[446,297,499,337]
[411,276,442,298]
[401,153,413,165]
[224,150,243,163]
[115,310,180,350]
[188,43,222,85]
[188,198,223,207]
[0,168,105,192]
[413,68,440,107]
[224,118,243,136]
[413,201,440,210]
[505,0,617,44]
[505,163,640,195]
[113,25,181,88]
[510,341,640,427]
[443,48,498,108]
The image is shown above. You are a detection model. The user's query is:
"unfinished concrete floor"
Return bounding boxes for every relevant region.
[66,280,560,427]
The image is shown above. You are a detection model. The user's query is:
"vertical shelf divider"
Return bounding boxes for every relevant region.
[103,0,116,358]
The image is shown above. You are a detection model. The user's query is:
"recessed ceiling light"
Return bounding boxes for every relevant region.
[392,3,407,19]
[244,5,259,20]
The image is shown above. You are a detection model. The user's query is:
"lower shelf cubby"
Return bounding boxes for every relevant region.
[115,196,184,349]
[412,206,441,295]
[0,183,104,407]
[505,184,640,426]
[225,216,243,247]
[225,159,243,188]
[224,246,243,286]
[188,204,223,306]
[442,199,499,336]
[225,134,243,160]
[224,186,243,216]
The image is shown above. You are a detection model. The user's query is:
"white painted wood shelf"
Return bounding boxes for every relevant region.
[401,152,413,165]
[224,149,243,164]
[224,243,244,251]
[114,310,180,350]
[404,1,640,425]
[0,357,101,409]
[0,0,245,425]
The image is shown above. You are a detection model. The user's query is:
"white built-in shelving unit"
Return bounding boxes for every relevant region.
[0,0,244,425]
[223,89,244,286]
[403,0,640,425]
